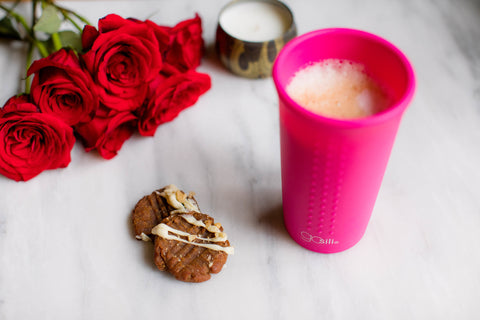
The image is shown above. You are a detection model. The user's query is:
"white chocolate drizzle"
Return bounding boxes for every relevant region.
[135,232,152,242]
[151,214,234,255]
[180,214,224,236]
[155,184,199,214]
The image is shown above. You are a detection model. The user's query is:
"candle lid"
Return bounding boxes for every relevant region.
[215,0,297,78]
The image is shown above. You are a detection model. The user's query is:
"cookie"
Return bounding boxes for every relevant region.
[152,211,233,282]
[132,185,199,241]
[132,185,234,282]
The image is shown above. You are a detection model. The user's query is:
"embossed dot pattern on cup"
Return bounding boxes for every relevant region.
[306,143,322,231]
[308,141,348,237]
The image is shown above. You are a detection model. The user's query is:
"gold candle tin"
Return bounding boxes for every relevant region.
[215,0,297,78]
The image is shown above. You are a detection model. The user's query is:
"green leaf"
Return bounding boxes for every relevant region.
[58,30,82,52]
[33,5,62,34]
[0,16,21,40]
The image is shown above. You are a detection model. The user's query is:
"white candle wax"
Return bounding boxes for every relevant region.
[219,1,291,42]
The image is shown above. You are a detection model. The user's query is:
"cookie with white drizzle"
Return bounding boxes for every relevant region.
[132,185,234,282]
[132,185,200,241]
[152,211,233,282]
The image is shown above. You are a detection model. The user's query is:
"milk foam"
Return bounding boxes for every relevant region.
[286,59,390,119]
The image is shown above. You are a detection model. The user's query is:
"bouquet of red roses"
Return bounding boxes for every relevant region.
[0,2,211,182]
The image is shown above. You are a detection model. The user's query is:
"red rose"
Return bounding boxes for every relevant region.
[75,105,137,160]
[0,95,75,181]
[27,48,98,126]
[81,14,165,111]
[137,71,211,136]
[162,14,204,74]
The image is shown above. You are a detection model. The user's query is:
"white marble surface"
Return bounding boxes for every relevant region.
[1,0,479,319]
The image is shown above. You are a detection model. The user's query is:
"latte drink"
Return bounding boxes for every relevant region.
[286,59,390,119]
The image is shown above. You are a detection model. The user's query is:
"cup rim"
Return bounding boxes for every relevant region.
[217,0,296,44]
[272,28,416,128]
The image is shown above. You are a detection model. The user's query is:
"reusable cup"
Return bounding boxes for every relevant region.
[273,28,415,253]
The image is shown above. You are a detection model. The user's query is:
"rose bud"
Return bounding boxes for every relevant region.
[81,14,165,112]
[28,48,99,126]
[137,70,211,136]
[0,95,75,182]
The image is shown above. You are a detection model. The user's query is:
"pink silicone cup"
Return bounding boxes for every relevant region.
[273,28,415,253]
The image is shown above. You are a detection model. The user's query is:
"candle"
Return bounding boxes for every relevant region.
[219,1,292,42]
[215,0,296,78]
